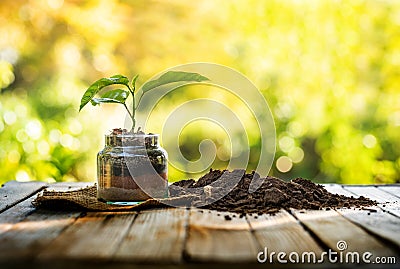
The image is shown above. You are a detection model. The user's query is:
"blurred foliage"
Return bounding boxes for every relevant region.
[1,0,399,184]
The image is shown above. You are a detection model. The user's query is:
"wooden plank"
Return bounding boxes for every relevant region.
[0,182,86,234]
[377,185,400,199]
[0,196,41,233]
[38,212,135,261]
[344,186,399,203]
[0,210,81,261]
[185,209,259,263]
[45,182,95,192]
[336,208,400,248]
[248,210,323,257]
[188,209,249,230]
[324,184,400,247]
[0,182,132,266]
[343,186,400,217]
[323,184,354,196]
[292,209,397,257]
[0,181,47,213]
[0,182,88,262]
[114,208,188,263]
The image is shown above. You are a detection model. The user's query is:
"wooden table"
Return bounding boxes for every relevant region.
[0,181,399,268]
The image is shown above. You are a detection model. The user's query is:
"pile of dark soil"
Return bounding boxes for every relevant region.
[170,169,377,215]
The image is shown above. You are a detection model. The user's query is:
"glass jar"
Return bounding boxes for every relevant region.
[97,131,168,203]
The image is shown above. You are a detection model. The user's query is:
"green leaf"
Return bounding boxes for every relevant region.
[90,89,130,106]
[141,71,209,93]
[79,75,130,111]
[131,74,139,90]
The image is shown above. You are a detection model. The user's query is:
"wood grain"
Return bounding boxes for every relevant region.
[114,208,188,263]
[344,186,399,203]
[39,212,135,261]
[292,209,397,257]
[0,181,399,267]
[45,182,95,192]
[336,208,400,248]
[185,209,259,263]
[0,196,40,233]
[248,210,323,256]
[323,184,354,196]
[0,182,87,261]
[377,185,400,199]
[0,181,86,234]
[324,185,400,248]
[343,186,400,217]
[0,210,81,261]
[0,181,47,213]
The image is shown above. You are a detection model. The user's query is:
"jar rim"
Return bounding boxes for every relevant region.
[104,133,159,138]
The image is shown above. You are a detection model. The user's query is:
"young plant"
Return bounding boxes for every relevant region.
[79,71,209,132]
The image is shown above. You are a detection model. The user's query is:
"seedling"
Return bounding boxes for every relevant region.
[79,71,209,131]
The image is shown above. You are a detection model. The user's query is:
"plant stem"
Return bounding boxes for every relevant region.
[124,85,136,132]
[123,103,134,127]
[131,92,136,132]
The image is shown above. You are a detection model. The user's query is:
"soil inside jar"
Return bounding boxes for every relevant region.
[98,157,168,202]
[170,169,377,215]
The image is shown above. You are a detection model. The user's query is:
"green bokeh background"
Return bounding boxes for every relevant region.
[1,0,399,184]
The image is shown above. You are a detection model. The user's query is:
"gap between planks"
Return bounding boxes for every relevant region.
[247,209,324,259]
[292,208,398,258]
[0,181,52,234]
[0,181,47,213]
[38,208,188,264]
[38,211,137,262]
[324,184,400,250]
[185,208,259,263]
[378,185,400,199]
[343,185,400,218]
[0,182,93,262]
[113,208,187,263]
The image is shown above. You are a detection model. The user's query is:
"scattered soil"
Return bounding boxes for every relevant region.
[170,169,377,215]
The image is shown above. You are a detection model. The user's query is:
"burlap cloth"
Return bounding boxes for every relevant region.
[32,185,195,211]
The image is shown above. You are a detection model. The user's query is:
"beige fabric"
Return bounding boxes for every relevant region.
[32,185,195,211]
